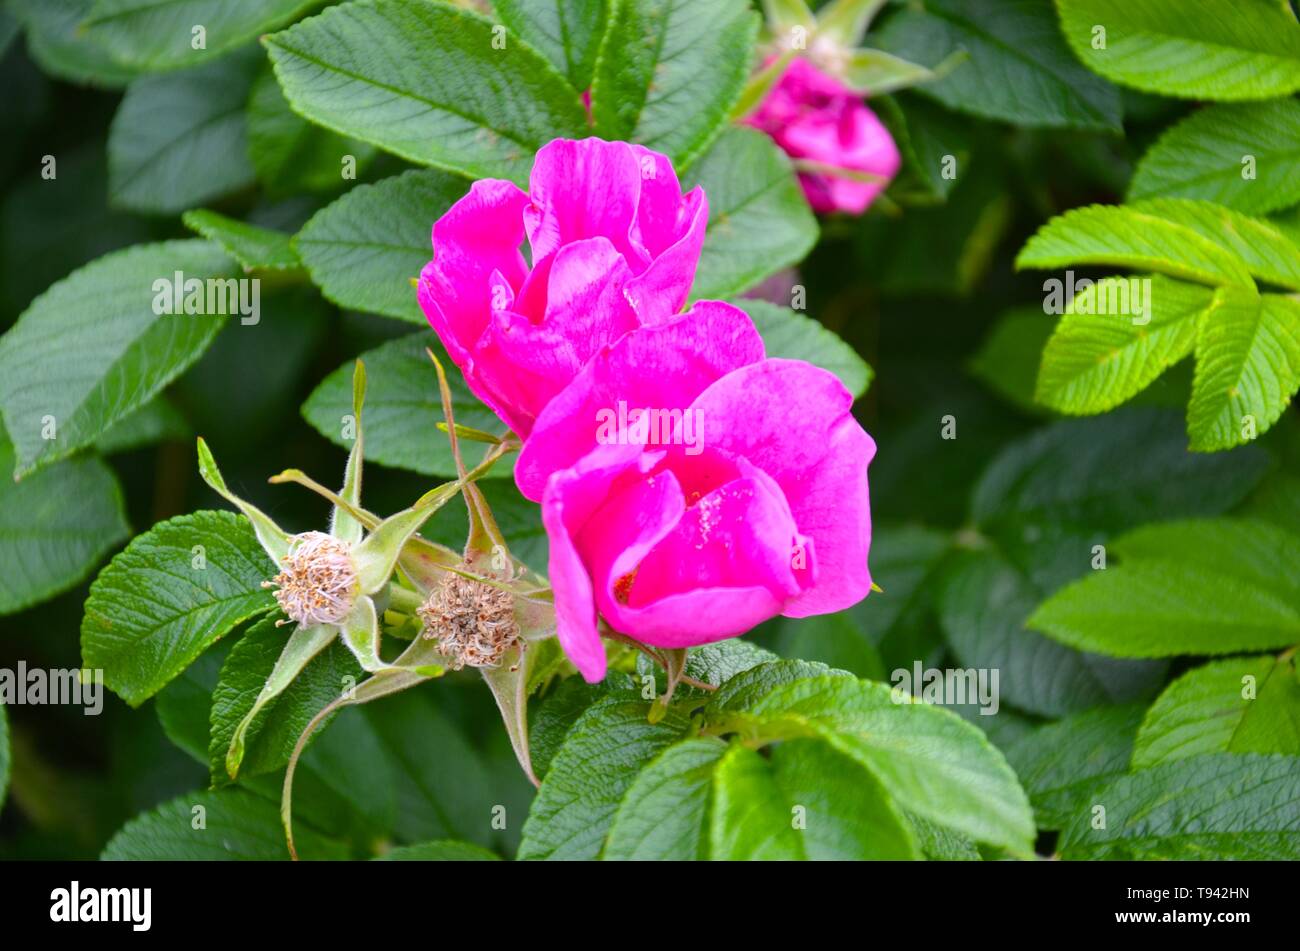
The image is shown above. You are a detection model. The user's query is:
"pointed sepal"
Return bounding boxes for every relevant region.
[197,437,290,562]
[330,360,367,545]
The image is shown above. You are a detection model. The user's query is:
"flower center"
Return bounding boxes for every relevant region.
[417,571,521,670]
[265,531,358,627]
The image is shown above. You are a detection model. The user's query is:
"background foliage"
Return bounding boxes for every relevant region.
[0,0,1297,860]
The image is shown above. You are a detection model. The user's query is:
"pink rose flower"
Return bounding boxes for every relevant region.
[516,301,875,682]
[418,138,708,437]
[745,57,900,215]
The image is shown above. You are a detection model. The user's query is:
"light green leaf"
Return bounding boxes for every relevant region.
[1058,753,1300,859]
[1004,703,1144,830]
[604,737,728,860]
[1035,275,1213,414]
[265,0,587,185]
[1029,518,1300,657]
[763,738,920,860]
[518,696,689,859]
[708,659,849,714]
[378,841,499,861]
[735,299,872,399]
[182,210,300,273]
[1128,100,1300,215]
[1056,0,1300,101]
[82,0,318,71]
[81,510,276,706]
[873,0,1122,131]
[294,168,466,325]
[1131,199,1300,291]
[1016,205,1254,288]
[495,0,609,90]
[0,240,237,477]
[108,49,260,214]
[1188,287,1300,450]
[101,788,347,860]
[246,65,377,195]
[1133,655,1300,767]
[9,0,141,87]
[708,742,808,860]
[686,127,818,300]
[591,0,759,169]
[209,614,359,784]
[302,333,511,478]
[0,432,129,615]
[706,671,1036,853]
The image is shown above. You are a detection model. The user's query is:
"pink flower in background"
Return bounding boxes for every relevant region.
[518,302,875,682]
[418,138,707,437]
[745,57,900,215]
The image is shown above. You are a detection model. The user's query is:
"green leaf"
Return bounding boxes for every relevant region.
[707,659,849,714]
[1058,753,1300,860]
[9,0,141,87]
[529,674,637,779]
[873,0,1122,131]
[495,0,609,90]
[0,239,238,477]
[969,306,1055,413]
[518,696,689,859]
[208,615,361,784]
[294,168,466,325]
[108,49,260,214]
[82,0,317,71]
[938,550,1165,717]
[246,65,377,195]
[1128,100,1300,215]
[1016,205,1254,287]
[1056,0,1300,101]
[377,840,499,861]
[707,742,807,860]
[735,299,872,399]
[302,333,512,479]
[972,408,1269,584]
[1133,655,1300,767]
[265,0,587,185]
[591,0,759,169]
[768,611,885,681]
[182,210,300,273]
[1187,287,1300,451]
[1004,703,1144,830]
[875,93,971,202]
[1029,518,1300,657]
[101,788,347,860]
[1035,275,1213,414]
[1131,199,1300,292]
[705,671,1036,853]
[0,431,129,615]
[82,510,276,706]
[604,738,728,860]
[686,128,818,300]
[778,739,927,860]
[94,397,189,455]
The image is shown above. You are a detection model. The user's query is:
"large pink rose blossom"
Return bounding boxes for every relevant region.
[517,302,875,682]
[418,138,708,437]
[745,57,900,215]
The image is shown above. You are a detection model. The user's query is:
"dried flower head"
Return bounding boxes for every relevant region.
[265,531,359,626]
[418,570,520,670]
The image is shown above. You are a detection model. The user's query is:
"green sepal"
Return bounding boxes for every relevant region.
[196,437,290,562]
